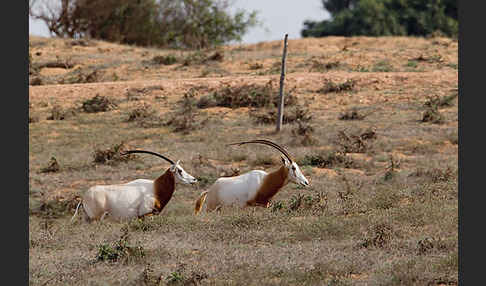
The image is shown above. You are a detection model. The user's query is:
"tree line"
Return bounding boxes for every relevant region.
[29,0,457,50]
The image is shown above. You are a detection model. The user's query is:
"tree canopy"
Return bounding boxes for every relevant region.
[30,0,259,49]
[301,0,458,38]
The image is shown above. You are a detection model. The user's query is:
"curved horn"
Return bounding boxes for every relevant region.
[121,150,175,165]
[227,139,293,163]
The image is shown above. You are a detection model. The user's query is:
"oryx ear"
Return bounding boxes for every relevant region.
[281,156,290,166]
[170,160,181,171]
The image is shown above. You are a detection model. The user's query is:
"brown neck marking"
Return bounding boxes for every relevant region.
[247,165,289,206]
[152,168,176,213]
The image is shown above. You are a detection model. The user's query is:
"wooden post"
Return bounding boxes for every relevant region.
[276,34,288,132]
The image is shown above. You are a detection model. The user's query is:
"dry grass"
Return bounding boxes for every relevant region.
[29,35,458,285]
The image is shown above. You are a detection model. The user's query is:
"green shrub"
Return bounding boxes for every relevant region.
[335,128,377,153]
[151,54,178,65]
[81,94,117,113]
[299,151,355,169]
[126,103,157,122]
[197,80,297,109]
[92,142,137,165]
[318,79,356,93]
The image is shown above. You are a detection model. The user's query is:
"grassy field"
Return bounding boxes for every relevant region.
[29,35,458,285]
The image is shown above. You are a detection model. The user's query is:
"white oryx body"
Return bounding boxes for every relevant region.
[72,150,197,222]
[207,170,268,207]
[195,140,309,214]
[82,179,156,221]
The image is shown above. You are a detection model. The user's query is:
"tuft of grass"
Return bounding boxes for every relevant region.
[29,50,38,76]
[275,192,328,214]
[299,150,355,169]
[251,155,277,167]
[125,103,161,128]
[335,128,377,154]
[249,104,312,125]
[447,130,458,145]
[165,88,208,134]
[135,263,161,286]
[92,142,137,165]
[126,103,155,121]
[219,167,241,178]
[386,259,423,285]
[382,155,400,181]
[371,60,393,72]
[40,156,60,173]
[182,50,224,66]
[248,62,263,70]
[207,50,224,62]
[29,195,79,219]
[29,115,40,124]
[424,92,458,108]
[359,223,394,248]
[291,120,318,146]
[421,106,444,124]
[125,85,163,101]
[446,62,458,69]
[166,271,184,284]
[337,174,364,215]
[81,94,118,113]
[195,174,218,189]
[165,263,208,285]
[408,166,456,183]
[370,187,399,210]
[35,56,75,70]
[60,68,104,84]
[96,227,145,264]
[338,107,368,120]
[128,217,157,232]
[151,54,178,65]
[182,51,206,66]
[30,76,43,86]
[406,60,418,68]
[287,194,314,212]
[309,59,342,72]
[318,79,356,93]
[355,65,370,72]
[46,105,78,120]
[413,54,444,64]
[417,237,450,255]
[66,39,96,47]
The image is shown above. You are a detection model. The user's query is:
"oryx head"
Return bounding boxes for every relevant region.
[121,150,197,185]
[169,159,197,184]
[228,139,310,187]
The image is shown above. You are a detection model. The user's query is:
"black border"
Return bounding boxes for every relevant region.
[5,0,29,284]
[458,1,478,285]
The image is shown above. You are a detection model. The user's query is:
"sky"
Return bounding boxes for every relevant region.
[29,0,330,45]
